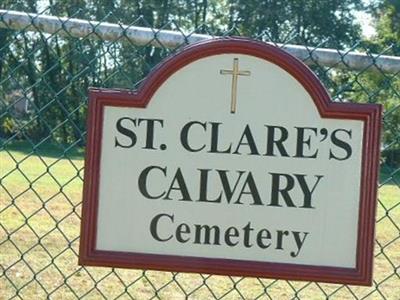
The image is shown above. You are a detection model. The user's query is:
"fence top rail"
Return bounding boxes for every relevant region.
[1,9,400,74]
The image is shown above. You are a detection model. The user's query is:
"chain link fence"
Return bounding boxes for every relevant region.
[0,8,399,300]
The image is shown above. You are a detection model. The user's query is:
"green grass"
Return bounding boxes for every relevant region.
[1,141,399,299]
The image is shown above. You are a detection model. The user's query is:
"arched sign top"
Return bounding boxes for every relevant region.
[92,38,379,120]
[139,38,331,110]
[81,38,382,286]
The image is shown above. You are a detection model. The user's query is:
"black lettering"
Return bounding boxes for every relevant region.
[235,172,263,205]
[276,230,289,250]
[164,168,192,201]
[294,127,318,158]
[265,125,289,157]
[268,173,296,207]
[224,226,240,246]
[194,224,220,245]
[150,213,173,242]
[329,129,353,160]
[242,222,254,248]
[294,174,324,208]
[209,122,232,153]
[115,117,137,148]
[138,118,164,150]
[180,121,207,152]
[233,125,260,155]
[257,229,272,249]
[176,223,191,243]
[198,169,222,203]
[218,170,245,203]
[291,231,309,257]
[138,166,167,199]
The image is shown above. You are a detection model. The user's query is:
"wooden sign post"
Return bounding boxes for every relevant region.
[79,38,382,286]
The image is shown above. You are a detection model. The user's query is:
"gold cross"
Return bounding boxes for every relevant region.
[220,58,251,113]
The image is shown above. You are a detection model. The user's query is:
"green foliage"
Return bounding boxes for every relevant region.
[359,0,400,163]
[225,0,363,47]
[371,0,400,54]
[0,116,16,138]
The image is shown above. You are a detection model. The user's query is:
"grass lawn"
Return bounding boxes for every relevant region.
[1,141,399,299]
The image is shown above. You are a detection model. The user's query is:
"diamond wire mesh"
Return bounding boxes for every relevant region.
[0,9,399,300]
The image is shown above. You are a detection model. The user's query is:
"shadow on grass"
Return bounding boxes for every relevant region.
[1,139,85,160]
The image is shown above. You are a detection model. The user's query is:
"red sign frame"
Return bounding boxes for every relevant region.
[79,38,381,286]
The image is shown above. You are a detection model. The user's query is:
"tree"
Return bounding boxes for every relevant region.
[371,0,400,166]
[371,0,400,55]
[223,0,363,48]
[0,0,372,147]
[347,0,400,167]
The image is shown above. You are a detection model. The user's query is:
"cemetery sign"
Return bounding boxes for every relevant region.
[79,38,382,286]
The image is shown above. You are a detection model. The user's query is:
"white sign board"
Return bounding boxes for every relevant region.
[79,38,381,286]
